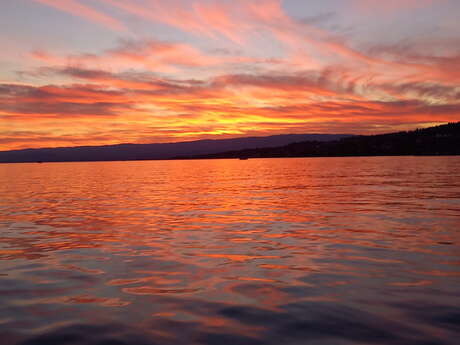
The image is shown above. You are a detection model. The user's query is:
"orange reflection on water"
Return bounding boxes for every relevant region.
[0,157,460,345]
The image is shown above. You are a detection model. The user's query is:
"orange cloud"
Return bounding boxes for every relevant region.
[93,0,386,73]
[28,38,263,76]
[2,61,459,150]
[101,0,248,43]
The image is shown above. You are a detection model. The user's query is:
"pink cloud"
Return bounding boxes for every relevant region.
[32,0,127,32]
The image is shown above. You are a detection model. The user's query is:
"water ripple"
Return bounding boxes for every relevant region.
[0,157,459,345]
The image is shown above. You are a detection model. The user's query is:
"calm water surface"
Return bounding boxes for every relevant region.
[1,157,459,345]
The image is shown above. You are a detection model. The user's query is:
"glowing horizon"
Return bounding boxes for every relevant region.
[1,0,459,150]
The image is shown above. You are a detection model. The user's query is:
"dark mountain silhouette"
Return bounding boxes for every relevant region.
[0,134,350,163]
[191,122,460,159]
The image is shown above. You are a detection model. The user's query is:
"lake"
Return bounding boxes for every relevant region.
[1,156,459,345]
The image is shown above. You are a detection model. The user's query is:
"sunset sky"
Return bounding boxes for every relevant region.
[1,0,459,150]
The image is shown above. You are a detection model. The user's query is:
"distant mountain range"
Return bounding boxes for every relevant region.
[2,123,459,164]
[191,122,460,159]
[0,134,351,163]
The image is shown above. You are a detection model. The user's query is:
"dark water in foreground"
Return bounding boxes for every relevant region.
[0,157,459,345]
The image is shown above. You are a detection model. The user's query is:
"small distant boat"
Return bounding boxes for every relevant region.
[239,157,248,160]
[36,161,43,164]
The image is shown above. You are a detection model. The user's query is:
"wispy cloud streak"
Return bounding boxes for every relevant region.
[32,0,126,32]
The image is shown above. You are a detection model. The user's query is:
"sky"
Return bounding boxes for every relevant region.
[1,0,459,150]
